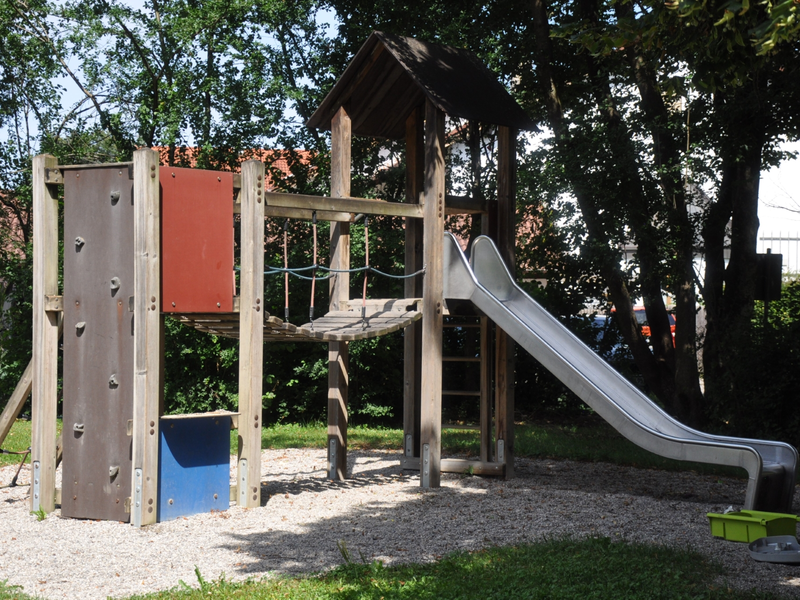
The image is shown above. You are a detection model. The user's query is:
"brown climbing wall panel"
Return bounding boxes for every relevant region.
[62,166,135,521]
[160,167,234,313]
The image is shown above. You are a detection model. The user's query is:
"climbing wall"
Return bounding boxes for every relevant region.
[62,166,135,521]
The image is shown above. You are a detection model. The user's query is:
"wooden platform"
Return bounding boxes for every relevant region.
[172,299,422,343]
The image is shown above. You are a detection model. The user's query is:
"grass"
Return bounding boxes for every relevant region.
[247,418,748,479]
[0,420,62,468]
[1,417,748,478]
[95,538,777,600]
[0,419,32,468]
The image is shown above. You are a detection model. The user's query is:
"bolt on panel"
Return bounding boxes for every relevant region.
[62,166,135,521]
[160,167,235,313]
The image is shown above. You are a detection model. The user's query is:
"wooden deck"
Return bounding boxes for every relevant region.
[172,299,422,342]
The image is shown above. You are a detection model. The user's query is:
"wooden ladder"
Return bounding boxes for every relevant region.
[441,316,492,462]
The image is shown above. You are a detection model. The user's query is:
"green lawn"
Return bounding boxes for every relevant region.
[252,419,748,479]
[0,419,32,468]
[1,417,748,476]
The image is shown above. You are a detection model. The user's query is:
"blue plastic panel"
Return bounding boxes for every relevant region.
[158,415,231,521]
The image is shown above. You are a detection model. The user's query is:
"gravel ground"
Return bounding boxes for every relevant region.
[2,449,800,599]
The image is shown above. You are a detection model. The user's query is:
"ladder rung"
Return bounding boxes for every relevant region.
[442,357,481,362]
[443,322,481,328]
[442,390,482,396]
[442,424,480,431]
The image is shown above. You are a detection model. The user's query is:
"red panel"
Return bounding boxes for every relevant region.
[161,167,234,313]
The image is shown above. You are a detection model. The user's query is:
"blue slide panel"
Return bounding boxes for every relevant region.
[158,415,231,521]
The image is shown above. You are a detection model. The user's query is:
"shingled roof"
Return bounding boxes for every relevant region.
[307,31,535,140]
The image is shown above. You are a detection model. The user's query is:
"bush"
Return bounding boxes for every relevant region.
[704,280,800,448]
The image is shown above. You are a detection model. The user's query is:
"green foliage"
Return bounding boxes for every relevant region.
[0,580,35,600]
[163,319,240,415]
[705,280,800,448]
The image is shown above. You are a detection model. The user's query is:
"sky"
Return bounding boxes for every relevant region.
[757,141,800,236]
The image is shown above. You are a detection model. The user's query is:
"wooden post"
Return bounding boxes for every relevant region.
[328,106,351,480]
[479,317,492,462]
[420,99,446,488]
[131,148,162,526]
[495,126,516,478]
[237,159,266,507]
[403,105,424,463]
[31,154,60,514]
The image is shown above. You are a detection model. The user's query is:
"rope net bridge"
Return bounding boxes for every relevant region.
[174,213,424,343]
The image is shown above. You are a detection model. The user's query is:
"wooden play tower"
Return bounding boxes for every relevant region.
[28,31,533,525]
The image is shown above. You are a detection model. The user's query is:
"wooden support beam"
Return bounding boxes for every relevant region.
[264,192,423,219]
[420,99,446,489]
[31,154,60,514]
[497,127,517,273]
[404,105,424,462]
[131,148,163,526]
[480,317,492,462]
[328,106,351,481]
[237,160,266,507]
[495,126,517,478]
[234,201,353,222]
[445,195,488,215]
[262,206,353,222]
[401,457,505,476]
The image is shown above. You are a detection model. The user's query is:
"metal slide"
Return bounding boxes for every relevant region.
[443,233,798,512]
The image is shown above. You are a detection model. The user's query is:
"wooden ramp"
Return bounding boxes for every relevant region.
[172,299,421,343]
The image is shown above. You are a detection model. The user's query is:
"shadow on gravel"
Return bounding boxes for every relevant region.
[214,450,755,578]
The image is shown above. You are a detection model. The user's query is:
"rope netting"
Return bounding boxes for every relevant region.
[244,212,425,326]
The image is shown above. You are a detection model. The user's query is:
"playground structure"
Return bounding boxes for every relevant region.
[19,31,798,527]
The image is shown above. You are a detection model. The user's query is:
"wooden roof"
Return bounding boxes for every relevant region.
[307,31,535,140]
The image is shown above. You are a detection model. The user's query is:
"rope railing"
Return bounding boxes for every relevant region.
[235,211,426,327]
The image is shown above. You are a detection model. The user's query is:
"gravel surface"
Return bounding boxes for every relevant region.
[2,449,800,599]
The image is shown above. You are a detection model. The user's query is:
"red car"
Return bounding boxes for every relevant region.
[633,306,675,344]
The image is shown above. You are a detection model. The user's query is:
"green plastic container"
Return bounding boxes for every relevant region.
[707,510,800,543]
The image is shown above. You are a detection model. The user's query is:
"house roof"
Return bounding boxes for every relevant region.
[307,31,536,140]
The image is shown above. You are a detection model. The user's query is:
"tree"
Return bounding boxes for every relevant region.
[0,0,65,404]
[325,0,800,429]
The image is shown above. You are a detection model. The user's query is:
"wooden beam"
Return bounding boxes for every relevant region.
[404,105,424,463]
[497,127,517,272]
[264,192,423,219]
[401,457,505,476]
[234,201,353,222]
[131,148,162,526]
[31,154,60,514]
[480,316,493,462]
[445,195,488,215]
[420,99,446,489]
[328,106,351,481]
[237,160,266,508]
[262,206,353,222]
[495,126,517,479]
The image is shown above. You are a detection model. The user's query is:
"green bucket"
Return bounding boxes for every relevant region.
[707,510,800,543]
